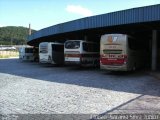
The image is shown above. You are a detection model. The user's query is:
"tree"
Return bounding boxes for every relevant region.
[0,26,36,45]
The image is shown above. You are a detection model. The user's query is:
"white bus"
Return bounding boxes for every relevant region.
[100,34,148,71]
[64,40,99,67]
[19,46,38,61]
[39,42,64,65]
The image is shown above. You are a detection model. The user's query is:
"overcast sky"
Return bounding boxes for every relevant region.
[0,0,160,30]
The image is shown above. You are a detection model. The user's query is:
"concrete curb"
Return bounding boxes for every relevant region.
[0,57,18,59]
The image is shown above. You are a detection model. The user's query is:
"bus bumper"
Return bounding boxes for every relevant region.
[65,57,81,65]
[100,64,128,71]
[39,59,52,64]
[22,56,34,61]
[65,61,81,65]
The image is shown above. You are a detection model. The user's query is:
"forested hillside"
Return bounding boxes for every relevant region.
[0,26,36,45]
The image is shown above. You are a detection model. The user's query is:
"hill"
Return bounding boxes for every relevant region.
[0,26,36,45]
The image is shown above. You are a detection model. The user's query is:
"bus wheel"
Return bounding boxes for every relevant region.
[34,57,38,62]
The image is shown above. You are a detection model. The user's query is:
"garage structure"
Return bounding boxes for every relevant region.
[28,4,160,71]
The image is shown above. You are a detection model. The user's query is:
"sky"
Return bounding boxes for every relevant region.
[0,0,160,30]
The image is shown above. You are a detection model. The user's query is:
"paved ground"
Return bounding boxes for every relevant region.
[0,58,160,119]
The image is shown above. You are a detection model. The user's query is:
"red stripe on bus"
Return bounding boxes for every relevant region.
[65,53,99,58]
[65,54,81,57]
[100,55,127,65]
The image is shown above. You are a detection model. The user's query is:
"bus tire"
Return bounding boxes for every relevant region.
[34,57,38,62]
[93,60,98,68]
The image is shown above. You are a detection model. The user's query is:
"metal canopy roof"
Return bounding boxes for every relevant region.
[28,4,160,45]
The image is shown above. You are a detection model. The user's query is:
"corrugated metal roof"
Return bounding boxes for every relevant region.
[28,4,160,42]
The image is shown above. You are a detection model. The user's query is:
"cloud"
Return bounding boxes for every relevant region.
[0,24,6,27]
[66,5,93,17]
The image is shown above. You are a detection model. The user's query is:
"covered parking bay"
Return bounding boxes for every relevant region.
[28,4,160,71]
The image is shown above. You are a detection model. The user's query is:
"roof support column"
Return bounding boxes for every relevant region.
[151,30,158,71]
[84,35,88,41]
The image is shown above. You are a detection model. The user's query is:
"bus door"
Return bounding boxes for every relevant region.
[52,44,64,64]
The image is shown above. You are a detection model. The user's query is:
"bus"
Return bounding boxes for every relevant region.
[19,46,38,61]
[39,42,64,65]
[64,40,99,67]
[100,34,148,71]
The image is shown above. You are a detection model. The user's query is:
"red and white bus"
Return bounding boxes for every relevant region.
[64,40,99,67]
[100,34,147,71]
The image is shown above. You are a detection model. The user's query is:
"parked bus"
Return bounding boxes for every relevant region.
[19,46,38,61]
[100,34,148,71]
[39,42,64,65]
[64,40,99,67]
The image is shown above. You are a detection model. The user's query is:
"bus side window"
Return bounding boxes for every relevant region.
[128,37,145,51]
[93,43,99,52]
[83,43,93,52]
[83,43,99,52]
[83,43,89,52]
[52,45,64,52]
[128,37,136,50]
[57,45,64,52]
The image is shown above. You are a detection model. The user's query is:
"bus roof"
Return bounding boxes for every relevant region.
[65,40,97,44]
[39,42,64,45]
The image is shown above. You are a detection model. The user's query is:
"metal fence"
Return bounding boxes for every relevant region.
[0,46,19,58]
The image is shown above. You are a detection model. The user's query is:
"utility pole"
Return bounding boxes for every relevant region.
[151,30,158,71]
[29,23,31,35]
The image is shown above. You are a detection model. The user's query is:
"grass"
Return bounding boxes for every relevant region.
[0,50,19,58]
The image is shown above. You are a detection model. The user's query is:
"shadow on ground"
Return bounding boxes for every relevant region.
[0,59,160,97]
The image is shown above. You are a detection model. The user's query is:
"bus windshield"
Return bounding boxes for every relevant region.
[83,42,99,52]
[65,41,80,49]
[39,44,48,53]
[103,49,122,54]
[52,44,64,52]
[25,48,33,53]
